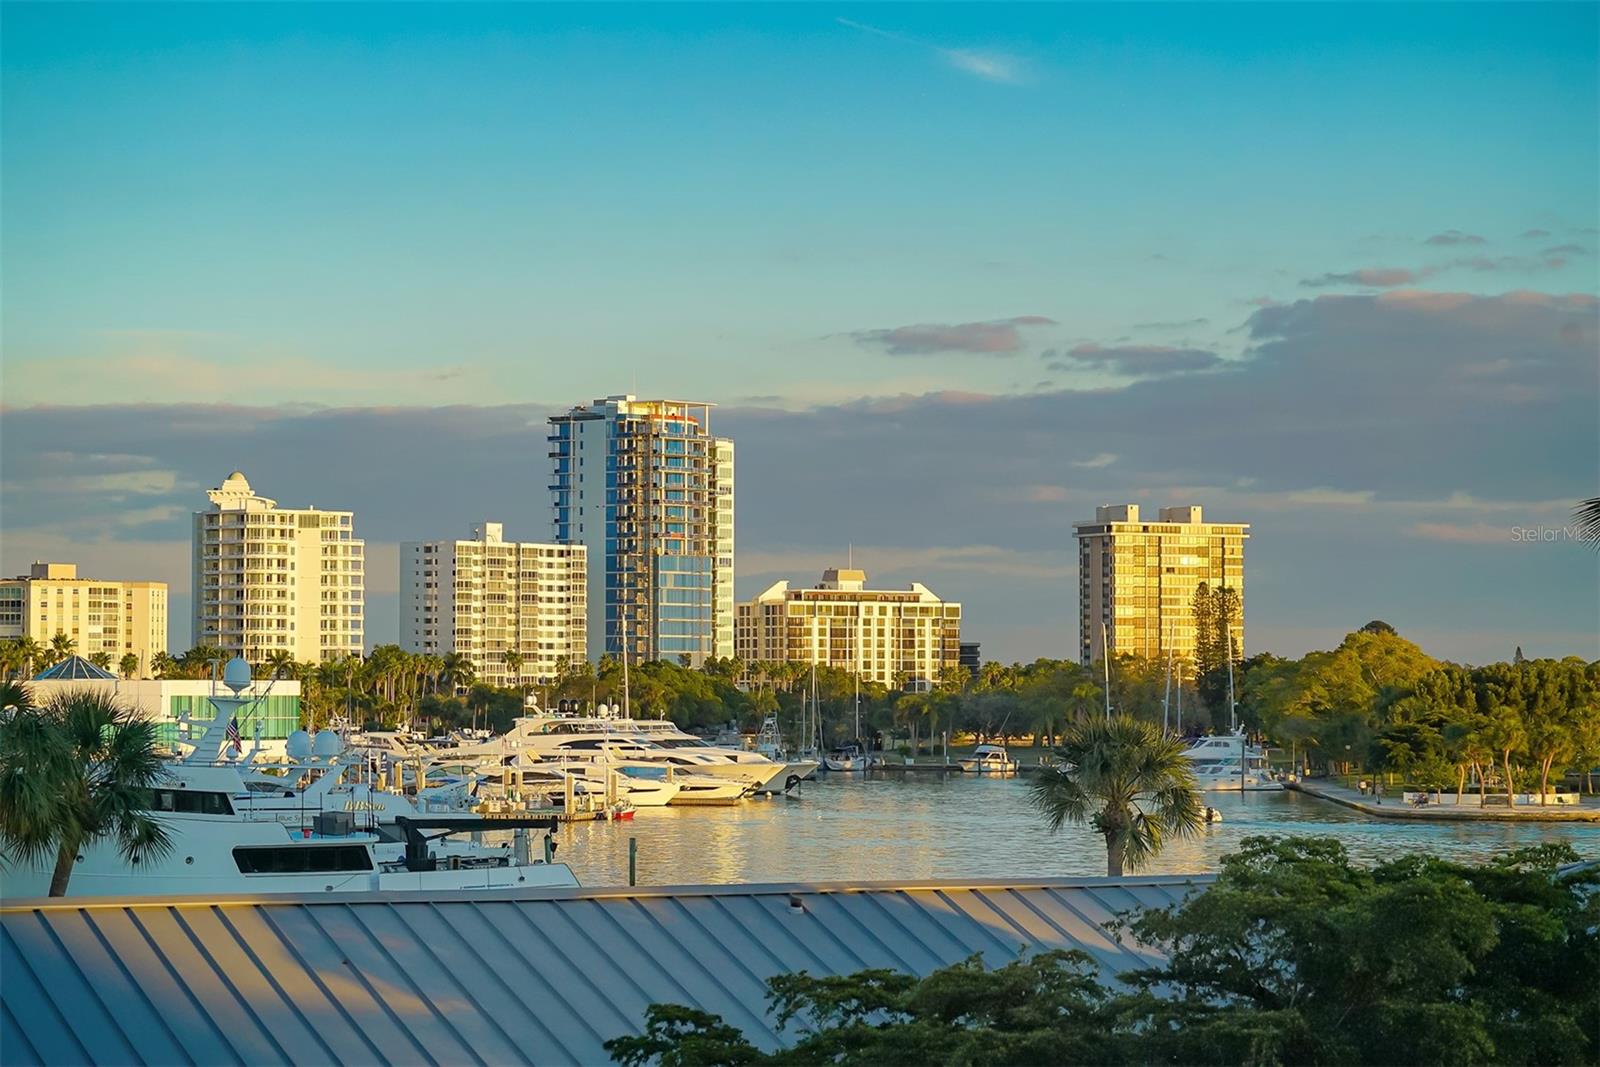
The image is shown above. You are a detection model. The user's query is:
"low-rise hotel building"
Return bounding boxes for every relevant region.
[1073,504,1247,666]
[735,568,961,689]
[0,562,167,673]
[191,471,364,663]
[401,522,587,687]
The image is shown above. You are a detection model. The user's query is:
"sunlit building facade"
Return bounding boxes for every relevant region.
[401,522,587,687]
[735,568,961,690]
[0,562,167,673]
[1074,504,1247,666]
[548,396,733,666]
[191,471,364,663]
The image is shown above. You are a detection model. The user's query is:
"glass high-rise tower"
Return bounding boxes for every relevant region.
[548,396,734,666]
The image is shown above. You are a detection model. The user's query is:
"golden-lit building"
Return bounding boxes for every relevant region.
[735,568,961,689]
[1073,504,1247,666]
[0,562,167,673]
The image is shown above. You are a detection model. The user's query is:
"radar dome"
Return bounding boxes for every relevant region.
[311,731,344,759]
[285,730,312,760]
[222,656,252,693]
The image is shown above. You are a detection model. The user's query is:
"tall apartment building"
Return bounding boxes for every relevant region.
[548,396,734,666]
[735,568,961,690]
[1073,504,1247,666]
[191,471,364,663]
[0,563,167,673]
[400,522,587,688]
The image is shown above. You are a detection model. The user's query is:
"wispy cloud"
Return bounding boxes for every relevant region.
[1301,266,1427,288]
[836,17,1025,84]
[852,316,1055,356]
[1071,452,1119,469]
[1048,343,1220,376]
[1423,230,1487,246]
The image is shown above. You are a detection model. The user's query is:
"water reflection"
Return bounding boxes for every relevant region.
[546,774,1599,887]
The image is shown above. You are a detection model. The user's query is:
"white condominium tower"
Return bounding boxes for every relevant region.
[735,568,962,690]
[547,396,734,666]
[0,562,168,673]
[1073,504,1248,666]
[191,471,364,663]
[400,522,587,687]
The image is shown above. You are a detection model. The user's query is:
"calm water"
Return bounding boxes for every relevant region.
[547,773,1600,887]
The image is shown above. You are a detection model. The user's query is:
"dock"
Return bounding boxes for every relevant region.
[1288,778,1600,823]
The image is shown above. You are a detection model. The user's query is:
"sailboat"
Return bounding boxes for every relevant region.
[821,664,869,772]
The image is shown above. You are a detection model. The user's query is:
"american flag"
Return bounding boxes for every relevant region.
[226,715,242,755]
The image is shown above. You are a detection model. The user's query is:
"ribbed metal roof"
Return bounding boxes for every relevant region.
[0,876,1206,1067]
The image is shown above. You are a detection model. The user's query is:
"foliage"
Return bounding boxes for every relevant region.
[0,686,172,896]
[605,837,1600,1067]
[1029,716,1203,876]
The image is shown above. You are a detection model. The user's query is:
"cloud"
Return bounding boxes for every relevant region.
[1133,317,1210,330]
[1541,244,1588,256]
[1049,343,1221,375]
[1405,522,1513,545]
[852,316,1055,356]
[836,17,1026,83]
[1071,453,1119,469]
[1520,229,1552,239]
[1424,230,1487,246]
[1301,267,1427,288]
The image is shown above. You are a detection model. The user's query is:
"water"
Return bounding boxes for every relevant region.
[549,773,1600,887]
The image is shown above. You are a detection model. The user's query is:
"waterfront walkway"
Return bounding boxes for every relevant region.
[1289,778,1600,823]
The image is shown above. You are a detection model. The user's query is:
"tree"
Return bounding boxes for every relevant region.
[1574,496,1600,548]
[88,651,114,671]
[441,652,476,695]
[150,651,177,679]
[46,631,76,666]
[15,637,45,678]
[1481,704,1527,807]
[118,652,141,679]
[0,687,172,896]
[504,649,524,685]
[262,649,296,680]
[1029,716,1203,876]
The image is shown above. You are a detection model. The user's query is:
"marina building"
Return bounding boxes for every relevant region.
[735,568,962,689]
[400,522,587,688]
[1073,504,1247,666]
[0,562,167,673]
[25,666,302,746]
[548,396,734,666]
[191,471,364,663]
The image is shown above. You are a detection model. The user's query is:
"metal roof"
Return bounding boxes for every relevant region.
[0,875,1206,1067]
[32,655,117,681]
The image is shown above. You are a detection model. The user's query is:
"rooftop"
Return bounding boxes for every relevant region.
[0,875,1202,1066]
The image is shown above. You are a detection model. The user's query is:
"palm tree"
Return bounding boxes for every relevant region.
[504,649,524,687]
[0,641,23,680]
[150,651,177,680]
[0,688,172,896]
[119,652,141,680]
[15,637,44,678]
[1029,715,1204,877]
[47,632,76,666]
[441,652,476,695]
[88,652,114,671]
[1574,497,1600,548]
[262,649,296,680]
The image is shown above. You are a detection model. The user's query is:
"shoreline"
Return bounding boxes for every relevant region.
[1287,779,1600,823]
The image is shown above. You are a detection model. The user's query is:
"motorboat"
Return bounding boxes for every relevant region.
[958,744,1018,775]
[1181,732,1284,791]
[602,764,752,806]
[823,744,870,772]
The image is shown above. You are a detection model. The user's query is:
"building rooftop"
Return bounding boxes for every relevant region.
[32,655,117,681]
[0,875,1202,1066]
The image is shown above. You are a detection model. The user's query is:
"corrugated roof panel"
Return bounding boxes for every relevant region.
[1,877,1205,1067]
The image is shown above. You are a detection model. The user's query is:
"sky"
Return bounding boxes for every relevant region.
[2,3,1597,665]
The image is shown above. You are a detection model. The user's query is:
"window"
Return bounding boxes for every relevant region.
[149,789,234,815]
[233,845,374,874]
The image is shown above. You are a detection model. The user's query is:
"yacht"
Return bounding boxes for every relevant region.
[0,658,579,899]
[1181,732,1284,791]
[823,744,870,772]
[958,744,1018,775]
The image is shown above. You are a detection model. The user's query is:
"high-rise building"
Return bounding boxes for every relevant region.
[1073,504,1247,666]
[400,522,587,687]
[191,471,364,663]
[735,568,961,690]
[547,396,733,666]
[0,562,167,673]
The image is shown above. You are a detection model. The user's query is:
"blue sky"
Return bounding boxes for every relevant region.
[3,3,1597,663]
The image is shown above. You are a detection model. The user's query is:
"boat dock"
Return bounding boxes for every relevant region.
[1288,778,1600,822]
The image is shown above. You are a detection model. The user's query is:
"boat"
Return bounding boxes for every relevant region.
[958,744,1018,775]
[823,744,870,772]
[1181,732,1284,791]
[0,657,580,898]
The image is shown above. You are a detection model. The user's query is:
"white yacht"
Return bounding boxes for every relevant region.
[0,658,580,899]
[958,744,1018,775]
[823,744,870,772]
[1181,732,1284,791]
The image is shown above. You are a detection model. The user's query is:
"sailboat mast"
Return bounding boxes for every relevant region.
[1101,620,1112,721]
[1162,638,1173,735]
[1226,633,1237,733]
[621,624,631,719]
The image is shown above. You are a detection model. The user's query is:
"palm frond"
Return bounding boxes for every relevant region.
[1574,497,1600,550]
